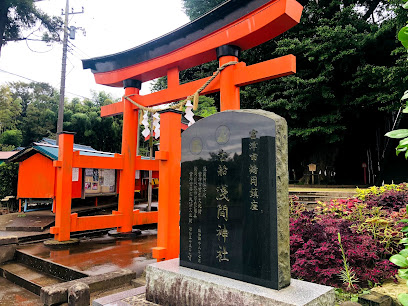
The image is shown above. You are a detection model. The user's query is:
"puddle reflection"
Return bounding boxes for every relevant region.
[18,231,157,275]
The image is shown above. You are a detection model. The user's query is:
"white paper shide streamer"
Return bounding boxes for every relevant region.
[184,100,195,127]
[142,111,150,139]
[152,113,160,139]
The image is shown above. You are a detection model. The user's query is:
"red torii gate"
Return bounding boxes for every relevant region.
[52,0,303,262]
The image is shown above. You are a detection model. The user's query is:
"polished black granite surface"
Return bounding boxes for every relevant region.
[180,110,284,289]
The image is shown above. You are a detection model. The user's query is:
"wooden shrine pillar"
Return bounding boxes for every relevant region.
[53,132,75,241]
[152,109,183,261]
[117,79,141,233]
[217,45,241,112]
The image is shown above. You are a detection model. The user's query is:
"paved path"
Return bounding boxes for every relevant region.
[93,286,158,306]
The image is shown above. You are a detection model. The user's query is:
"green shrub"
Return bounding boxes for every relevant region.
[0,162,18,199]
[356,183,408,201]
[0,129,22,147]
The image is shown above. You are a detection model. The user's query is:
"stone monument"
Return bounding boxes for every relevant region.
[146,110,335,305]
[179,110,290,290]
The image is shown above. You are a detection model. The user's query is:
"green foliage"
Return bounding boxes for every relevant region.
[0,0,63,55]
[150,76,167,92]
[0,162,18,199]
[2,82,122,153]
[0,85,21,131]
[399,25,408,48]
[182,0,225,20]
[1,129,22,148]
[63,92,123,153]
[316,196,406,255]
[182,0,407,183]
[385,102,408,158]
[389,218,408,306]
[400,293,408,306]
[242,6,403,150]
[356,183,408,201]
[195,96,217,117]
[151,76,218,118]
[385,0,408,166]
[14,82,59,145]
[338,233,359,291]
[334,288,363,304]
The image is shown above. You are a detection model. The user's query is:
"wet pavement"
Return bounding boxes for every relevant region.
[18,229,158,275]
[0,278,42,306]
[6,215,55,232]
[0,212,52,241]
[0,203,160,305]
[0,230,159,305]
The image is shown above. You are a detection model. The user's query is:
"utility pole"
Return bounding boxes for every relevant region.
[56,0,84,144]
[56,0,69,144]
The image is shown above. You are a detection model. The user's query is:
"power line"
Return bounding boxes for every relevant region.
[66,56,75,77]
[67,42,87,59]
[67,40,91,58]
[0,68,91,100]
[25,38,54,53]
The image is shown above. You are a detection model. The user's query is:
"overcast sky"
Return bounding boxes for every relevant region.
[0,0,190,100]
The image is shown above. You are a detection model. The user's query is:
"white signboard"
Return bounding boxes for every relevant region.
[102,169,115,187]
[72,168,79,182]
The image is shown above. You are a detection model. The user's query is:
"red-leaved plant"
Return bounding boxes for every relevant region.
[290,196,400,290]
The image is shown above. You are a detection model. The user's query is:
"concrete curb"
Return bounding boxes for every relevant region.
[0,236,18,264]
[41,269,136,305]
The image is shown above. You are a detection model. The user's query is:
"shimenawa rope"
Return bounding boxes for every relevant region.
[123,61,238,115]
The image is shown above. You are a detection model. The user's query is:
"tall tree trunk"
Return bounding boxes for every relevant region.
[0,1,9,57]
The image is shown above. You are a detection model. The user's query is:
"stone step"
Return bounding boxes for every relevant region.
[41,269,136,305]
[6,215,55,232]
[289,190,356,204]
[289,191,356,197]
[294,196,349,202]
[295,201,319,206]
[15,250,88,281]
[0,249,89,296]
[0,262,63,295]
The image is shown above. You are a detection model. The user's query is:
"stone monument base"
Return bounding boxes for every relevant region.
[146,259,335,306]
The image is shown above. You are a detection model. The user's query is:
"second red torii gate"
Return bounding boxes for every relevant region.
[63,0,303,261]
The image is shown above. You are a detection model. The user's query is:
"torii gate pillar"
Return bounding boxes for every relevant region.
[152,109,183,261]
[217,45,241,111]
[117,79,141,233]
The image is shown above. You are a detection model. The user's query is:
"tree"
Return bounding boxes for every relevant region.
[384,0,408,162]
[0,85,21,132]
[9,82,61,145]
[180,0,407,184]
[0,0,62,56]
[1,129,22,148]
[63,92,123,153]
[151,75,218,118]
[194,96,217,117]
[10,82,59,145]
[1,82,123,153]
[182,0,225,20]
